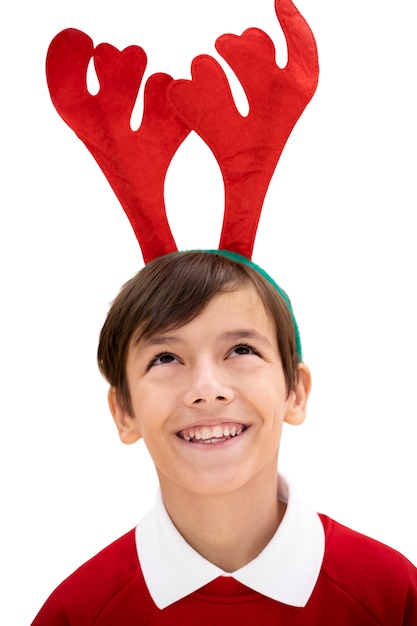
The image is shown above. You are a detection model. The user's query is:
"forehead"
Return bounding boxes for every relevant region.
[202,286,271,324]
[132,285,276,349]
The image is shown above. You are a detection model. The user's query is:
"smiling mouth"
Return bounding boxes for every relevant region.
[177,422,247,444]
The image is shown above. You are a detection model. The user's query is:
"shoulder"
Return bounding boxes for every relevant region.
[318,514,417,624]
[31,528,143,625]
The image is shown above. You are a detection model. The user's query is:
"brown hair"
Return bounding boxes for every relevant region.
[98,252,300,414]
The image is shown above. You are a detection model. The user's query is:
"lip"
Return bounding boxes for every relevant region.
[176,420,250,448]
[176,417,249,431]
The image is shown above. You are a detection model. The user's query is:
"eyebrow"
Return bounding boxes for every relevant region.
[133,334,185,350]
[133,329,274,351]
[218,329,274,348]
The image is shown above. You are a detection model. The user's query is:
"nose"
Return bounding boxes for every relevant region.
[183,360,234,407]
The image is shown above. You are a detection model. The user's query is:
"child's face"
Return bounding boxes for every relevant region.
[109,285,310,498]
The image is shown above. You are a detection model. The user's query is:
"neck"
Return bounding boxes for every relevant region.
[158,467,285,572]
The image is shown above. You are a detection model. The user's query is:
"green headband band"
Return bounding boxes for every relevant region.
[175,249,302,361]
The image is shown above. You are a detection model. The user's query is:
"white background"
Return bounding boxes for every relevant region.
[1,0,416,623]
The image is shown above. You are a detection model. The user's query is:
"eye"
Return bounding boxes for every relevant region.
[149,352,179,367]
[229,344,259,357]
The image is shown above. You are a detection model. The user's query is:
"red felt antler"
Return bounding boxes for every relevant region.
[46,29,190,263]
[168,0,319,258]
[46,0,318,263]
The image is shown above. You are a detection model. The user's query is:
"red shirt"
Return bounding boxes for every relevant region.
[32,515,417,625]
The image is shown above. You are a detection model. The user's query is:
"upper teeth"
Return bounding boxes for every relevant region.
[180,423,244,442]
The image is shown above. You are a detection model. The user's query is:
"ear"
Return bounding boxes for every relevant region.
[284,363,311,426]
[108,387,142,444]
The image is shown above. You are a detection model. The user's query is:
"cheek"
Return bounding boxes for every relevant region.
[250,374,285,402]
[130,386,172,434]
[256,384,287,427]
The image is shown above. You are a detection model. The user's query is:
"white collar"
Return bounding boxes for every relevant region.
[135,475,325,609]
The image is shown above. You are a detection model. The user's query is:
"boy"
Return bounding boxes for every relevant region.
[36,0,417,622]
[32,251,417,625]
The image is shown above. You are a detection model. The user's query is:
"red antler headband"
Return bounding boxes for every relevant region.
[45,0,319,358]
